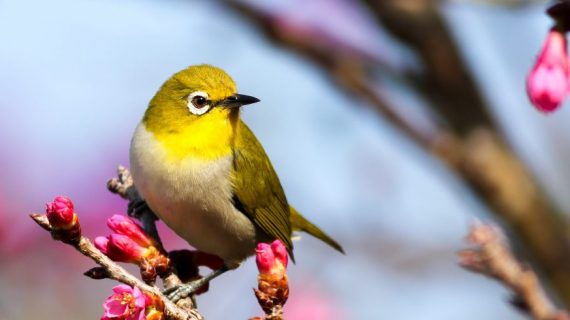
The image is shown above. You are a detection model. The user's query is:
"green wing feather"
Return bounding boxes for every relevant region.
[231,120,294,259]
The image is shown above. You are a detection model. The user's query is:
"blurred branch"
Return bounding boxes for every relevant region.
[226,1,441,147]
[223,0,570,307]
[459,223,569,320]
[363,0,570,304]
[362,0,496,134]
[30,213,202,320]
[452,0,548,7]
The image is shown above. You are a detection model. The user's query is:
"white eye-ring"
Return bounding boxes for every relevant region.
[187,91,211,115]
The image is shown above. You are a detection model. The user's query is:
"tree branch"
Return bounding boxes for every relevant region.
[362,0,497,134]
[222,0,570,306]
[226,0,441,147]
[459,222,569,320]
[30,214,202,320]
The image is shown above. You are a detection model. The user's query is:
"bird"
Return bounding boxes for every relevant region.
[129,64,343,301]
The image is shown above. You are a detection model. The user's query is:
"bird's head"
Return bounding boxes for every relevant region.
[141,65,260,160]
[143,64,259,129]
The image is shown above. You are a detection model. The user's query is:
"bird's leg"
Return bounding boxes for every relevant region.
[126,199,165,250]
[164,265,230,302]
[128,198,150,218]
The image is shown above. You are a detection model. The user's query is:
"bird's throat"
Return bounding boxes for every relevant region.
[144,109,239,162]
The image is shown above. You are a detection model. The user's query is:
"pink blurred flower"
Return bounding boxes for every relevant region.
[527,28,570,113]
[101,285,146,320]
[45,196,75,228]
[0,194,5,243]
[285,285,345,320]
[107,215,153,247]
[256,240,288,277]
[95,234,147,263]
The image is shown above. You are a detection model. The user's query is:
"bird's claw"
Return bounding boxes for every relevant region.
[163,281,204,303]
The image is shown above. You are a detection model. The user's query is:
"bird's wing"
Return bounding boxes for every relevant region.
[230,120,294,258]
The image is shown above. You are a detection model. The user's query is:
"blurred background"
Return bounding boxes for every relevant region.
[1,0,568,319]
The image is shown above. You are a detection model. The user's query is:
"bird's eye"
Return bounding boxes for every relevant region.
[187,91,211,115]
[192,95,207,109]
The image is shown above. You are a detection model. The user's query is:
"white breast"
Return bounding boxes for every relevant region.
[129,123,258,265]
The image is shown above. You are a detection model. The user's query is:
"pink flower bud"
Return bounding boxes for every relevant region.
[256,243,274,274]
[271,240,289,269]
[106,215,153,247]
[101,285,146,320]
[45,196,75,228]
[254,240,290,315]
[527,29,570,113]
[95,236,110,254]
[256,240,288,277]
[95,234,147,263]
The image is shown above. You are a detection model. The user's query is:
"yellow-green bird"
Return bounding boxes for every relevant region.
[129,64,343,300]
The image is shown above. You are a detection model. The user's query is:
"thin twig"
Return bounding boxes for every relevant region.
[458,223,570,320]
[30,213,202,320]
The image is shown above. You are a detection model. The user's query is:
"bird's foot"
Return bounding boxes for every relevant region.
[163,279,207,303]
[163,265,230,302]
[128,199,150,219]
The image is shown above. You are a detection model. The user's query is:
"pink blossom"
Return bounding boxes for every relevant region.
[45,196,75,228]
[256,240,288,276]
[101,285,146,320]
[284,286,345,320]
[94,236,111,254]
[95,234,147,263]
[527,29,570,113]
[107,215,153,247]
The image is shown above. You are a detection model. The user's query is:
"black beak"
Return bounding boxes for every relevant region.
[222,94,260,108]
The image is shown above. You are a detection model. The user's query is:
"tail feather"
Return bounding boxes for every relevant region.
[290,207,345,254]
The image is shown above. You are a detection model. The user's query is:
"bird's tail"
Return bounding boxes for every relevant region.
[290,207,345,254]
